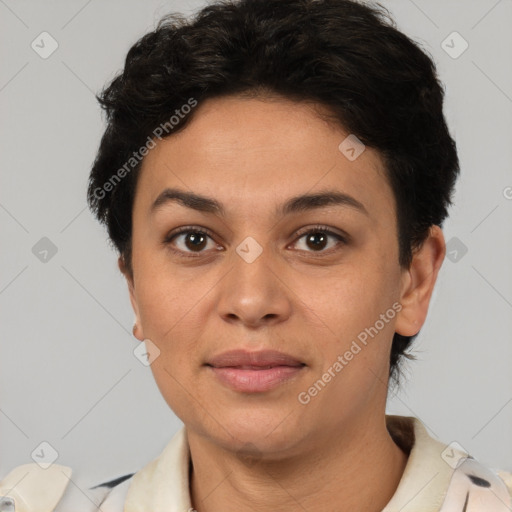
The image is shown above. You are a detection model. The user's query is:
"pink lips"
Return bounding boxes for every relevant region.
[206,349,305,393]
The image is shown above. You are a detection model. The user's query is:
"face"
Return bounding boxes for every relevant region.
[122,95,437,459]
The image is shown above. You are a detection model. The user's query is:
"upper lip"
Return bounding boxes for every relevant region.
[206,349,305,368]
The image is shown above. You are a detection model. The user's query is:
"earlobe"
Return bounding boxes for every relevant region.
[394,226,446,337]
[118,256,145,341]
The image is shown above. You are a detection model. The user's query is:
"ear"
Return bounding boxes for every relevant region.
[395,226,446,337]
[118,256,145,341]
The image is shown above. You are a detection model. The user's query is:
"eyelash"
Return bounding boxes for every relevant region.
[163,224,348,259]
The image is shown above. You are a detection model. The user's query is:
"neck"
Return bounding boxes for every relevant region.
[188,415,409,512]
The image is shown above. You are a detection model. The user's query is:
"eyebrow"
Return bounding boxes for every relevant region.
[150,187,368,218]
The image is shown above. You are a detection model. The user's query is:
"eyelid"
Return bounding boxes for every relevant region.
[162,225,221,259]
[292,224,349,244]
[163,225,217,243]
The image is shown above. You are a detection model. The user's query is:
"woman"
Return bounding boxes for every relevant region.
[1,0,510,510]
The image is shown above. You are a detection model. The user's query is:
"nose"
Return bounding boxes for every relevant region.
[216,240,293,329]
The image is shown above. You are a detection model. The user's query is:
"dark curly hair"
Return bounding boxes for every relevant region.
[87,0,460,390]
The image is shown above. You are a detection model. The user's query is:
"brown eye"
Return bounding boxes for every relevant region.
[293,227,347,254]
[181,231,208,252]
[305,232,329,251]
[164,227,218,257]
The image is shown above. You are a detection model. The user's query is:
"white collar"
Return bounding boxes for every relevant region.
[110,415,492,511]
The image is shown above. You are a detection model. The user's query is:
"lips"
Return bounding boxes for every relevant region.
[205,349,305,393]
[206,349,305,369]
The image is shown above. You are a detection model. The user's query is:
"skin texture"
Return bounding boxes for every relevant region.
[120,95,446,512]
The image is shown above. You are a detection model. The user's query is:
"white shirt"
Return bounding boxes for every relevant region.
[100,414,512,511]
[2,414,511,511]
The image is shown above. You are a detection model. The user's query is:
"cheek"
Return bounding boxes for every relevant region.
[316,263,397,329]
[133,247,204,337]
[137,278,204,414]
[132,257,223,374]
[148,358,205,427]
[305,260,400,369]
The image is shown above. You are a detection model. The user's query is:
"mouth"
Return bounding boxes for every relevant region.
[205,349,306,393]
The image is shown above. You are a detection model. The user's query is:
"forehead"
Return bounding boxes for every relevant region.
[134,95,395,223]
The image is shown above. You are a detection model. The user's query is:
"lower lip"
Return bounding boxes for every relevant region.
[208,365,304,393]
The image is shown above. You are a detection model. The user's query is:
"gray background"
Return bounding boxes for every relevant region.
[1,0,511,490]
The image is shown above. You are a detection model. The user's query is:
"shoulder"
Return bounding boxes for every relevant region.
[54,470,137,511]
[50,469,137,511]
[91,472,136,511]
[0,463,137,512]
[439,458,512,511]
[496,468,512,497]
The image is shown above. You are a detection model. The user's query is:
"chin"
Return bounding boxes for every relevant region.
[210,407,306,454]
